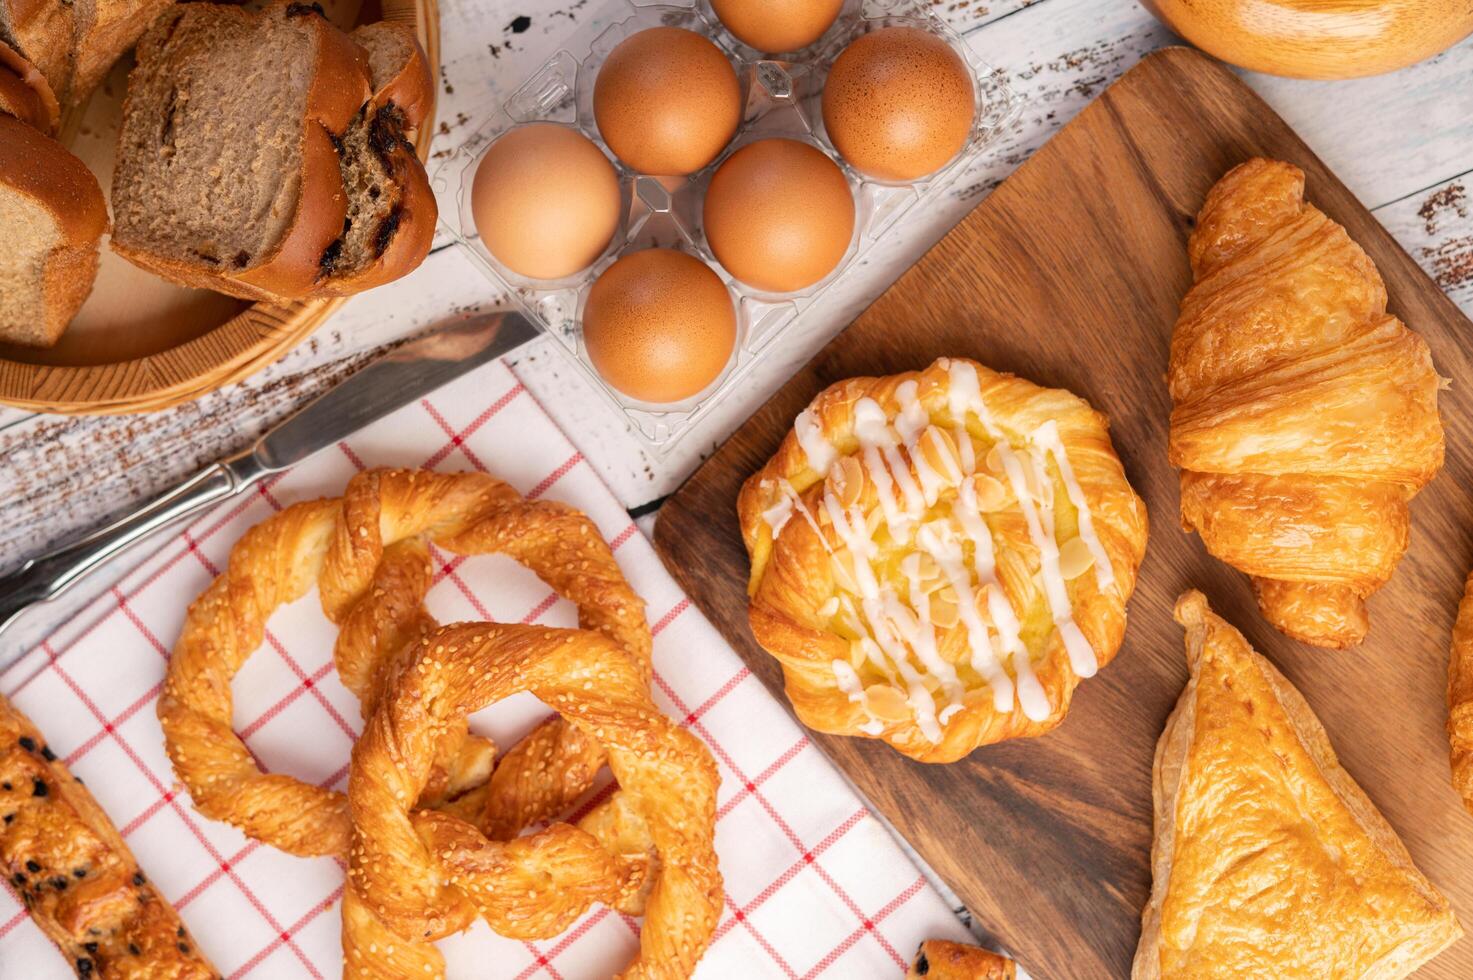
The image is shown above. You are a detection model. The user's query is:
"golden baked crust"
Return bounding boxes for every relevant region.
[737,357,1148,762]
[1445,569,1473,813]
[1134,591,1461,979]
[1167,158,1444,648]
[160,467,706,974]
[0,694,217,979]
[161,468,650,858]
[0,112,108,348]
[907,939,1015,978]
[0,41,58,132]
[344,621,722,978]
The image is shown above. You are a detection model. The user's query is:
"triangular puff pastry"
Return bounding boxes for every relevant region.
[1133,591,1461,979]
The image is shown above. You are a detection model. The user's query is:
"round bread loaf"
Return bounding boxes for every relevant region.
[1140,0,1473,79]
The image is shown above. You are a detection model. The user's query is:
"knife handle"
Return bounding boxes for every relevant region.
[0,450,269,641]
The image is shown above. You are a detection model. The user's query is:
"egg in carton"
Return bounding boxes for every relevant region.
[431,0,1020,453]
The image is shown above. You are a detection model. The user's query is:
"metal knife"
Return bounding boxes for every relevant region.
[0,310,539,647]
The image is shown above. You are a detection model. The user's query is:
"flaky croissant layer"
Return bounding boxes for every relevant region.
[1166,158,1444,648]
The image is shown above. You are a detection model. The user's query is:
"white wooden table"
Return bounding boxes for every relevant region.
[0,0,1468,964]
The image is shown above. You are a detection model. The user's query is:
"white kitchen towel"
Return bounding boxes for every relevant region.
[0,358,973,978]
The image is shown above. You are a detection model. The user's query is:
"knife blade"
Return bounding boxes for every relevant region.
[256,310,539,470]
[0,311,539,648]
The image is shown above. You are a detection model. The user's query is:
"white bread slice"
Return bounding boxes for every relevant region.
[0,39,58,131]
[110,0,371,302]
[0,112,107,347]
[0,0,75,103]
[69,0,173,103]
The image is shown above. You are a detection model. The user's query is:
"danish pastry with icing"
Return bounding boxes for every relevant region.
[737,357,1148,762]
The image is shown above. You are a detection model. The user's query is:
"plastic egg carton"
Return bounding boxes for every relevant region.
[430,0,1020,454]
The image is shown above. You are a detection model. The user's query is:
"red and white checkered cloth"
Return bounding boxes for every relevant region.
[0,359,971,978]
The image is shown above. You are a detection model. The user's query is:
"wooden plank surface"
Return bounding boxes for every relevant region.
[652,46,1473,979]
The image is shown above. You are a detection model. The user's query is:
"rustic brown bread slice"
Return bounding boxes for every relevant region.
[70,0,174,103]
[0,39,58,131]
[322,20,436,294]
[110,0,371,302]
[0,0,76,102]
[0,113,108,348]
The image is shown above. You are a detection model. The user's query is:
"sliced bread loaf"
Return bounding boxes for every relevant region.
[111,2,434,302]
[70,0,174,103]
[0,39,58,131]
[321,20,436,294]
[0,0,75,103]
[0,112,108,347]
[110,0,371,302]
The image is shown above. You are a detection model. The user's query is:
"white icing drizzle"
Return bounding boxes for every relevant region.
[859,596,942,742]
[832,660,883,734]
[915,518,1019,714]
[957,481,1048,718]
[854,397,926,531]
[1032,419,1115,592]
[894,381,929,444]
[832,659,865,700]
[857,398,925,514]
[951,358,1101,680]
[946,360,992,433]
[854,633,901,688]
[955,424,975,473]
[795,407,837,476]
[887,443,925,516]
[760,481,794,537]
[854,399,911,539]
[780,479,828,545]
[912,450,945,508]
[898,553,965,718]
[1018,446,1097,678]
[823,495,880,599]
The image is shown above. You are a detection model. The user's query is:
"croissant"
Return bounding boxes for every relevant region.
[1167,158,1444,648]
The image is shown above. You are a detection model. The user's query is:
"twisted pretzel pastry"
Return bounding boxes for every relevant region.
[160,468,651,856]
[738,357,1148,762]
[1167,159,1444,648]
[345,622,723,979]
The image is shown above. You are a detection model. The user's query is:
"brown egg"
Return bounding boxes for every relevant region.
[711,0,843,53]
[582,249,737,403]
[821,26,975,182]
[471,123,622,280]
[703,138,854,293]
[593,27,742,176]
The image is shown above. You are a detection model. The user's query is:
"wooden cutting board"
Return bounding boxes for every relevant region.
[653,46,1473,979]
